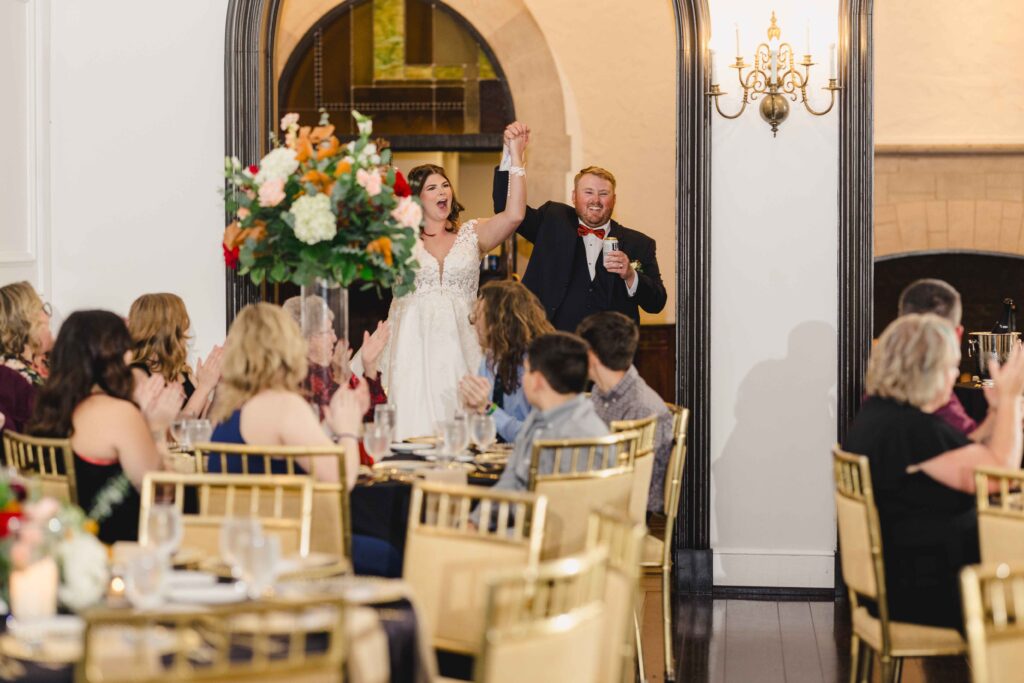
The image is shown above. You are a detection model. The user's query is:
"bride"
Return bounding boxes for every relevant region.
[381,122,529,439]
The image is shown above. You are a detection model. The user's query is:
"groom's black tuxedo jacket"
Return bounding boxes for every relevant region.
[493,168,667,332]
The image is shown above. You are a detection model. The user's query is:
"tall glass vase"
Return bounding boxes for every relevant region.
[298,278,349,418]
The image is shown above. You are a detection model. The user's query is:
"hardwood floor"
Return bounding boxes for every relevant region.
[639,582,971,683]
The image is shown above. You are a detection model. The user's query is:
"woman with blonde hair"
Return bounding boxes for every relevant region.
[458,279,553,442]
[0,281,54,434]
[208,303,367,489]
[844,312,1024,630]
[127,293,223,418]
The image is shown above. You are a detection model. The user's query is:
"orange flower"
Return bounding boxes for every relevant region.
[294,127,315,163]
[83,519,99,536]
[310,124,335,144]
[223,220,267,250]
[301,169,335,195]
[366,236,393,266]
[317,136,341,161]
[334,160,352,178]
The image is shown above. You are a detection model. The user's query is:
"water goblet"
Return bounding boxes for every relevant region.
[219,517,263,578]
[239,534,280,599]
[470,413,497,453]
[123,549,165,610]
[170,417,191,451]
[441,419,468,468]
[188,418,213,447]
[374,404,397,439]
[144,503,183,563]
[363,421,391,462]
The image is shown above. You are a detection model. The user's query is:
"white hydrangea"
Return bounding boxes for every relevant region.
[290,193,337,245]
[255,147,299,184]
[57,532,109,611]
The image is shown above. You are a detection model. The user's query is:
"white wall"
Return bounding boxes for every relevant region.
[45,0,228,355]
[876,0,1024,146]
[708,0,838,587]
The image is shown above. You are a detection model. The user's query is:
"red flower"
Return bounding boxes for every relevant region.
[248,164,259,175]
[0,511,22,538]
[223,243,240,269]
[393,170,411,198]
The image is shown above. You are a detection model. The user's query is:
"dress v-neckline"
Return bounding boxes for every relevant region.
[422,224,465,284]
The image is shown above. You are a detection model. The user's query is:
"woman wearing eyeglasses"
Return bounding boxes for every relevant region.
[0,281,54,435]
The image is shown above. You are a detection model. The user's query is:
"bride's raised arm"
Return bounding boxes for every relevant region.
[476,122,529,252]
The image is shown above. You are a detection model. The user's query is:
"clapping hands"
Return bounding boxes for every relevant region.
[361,321,390,380]
[134,375,184,433]
[327,376,371,437]
[194,344,224,391]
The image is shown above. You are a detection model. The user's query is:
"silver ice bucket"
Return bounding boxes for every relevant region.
[968,332,1021,380]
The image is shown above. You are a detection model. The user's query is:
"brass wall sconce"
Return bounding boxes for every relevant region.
[708,12,841,136]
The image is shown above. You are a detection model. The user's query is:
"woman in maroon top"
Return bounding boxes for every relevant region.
[0,282,54,436]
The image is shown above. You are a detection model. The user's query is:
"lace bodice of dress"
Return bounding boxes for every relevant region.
[405,221,480,301]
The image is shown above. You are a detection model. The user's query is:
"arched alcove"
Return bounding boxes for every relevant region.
[223,0,713,592]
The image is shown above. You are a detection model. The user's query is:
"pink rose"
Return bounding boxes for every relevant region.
[25,497,59,522]
[356,168,383,197]
[258,178,286,207]
[390,196,423,229]
[280,112,299,131]
[237,207,251,220]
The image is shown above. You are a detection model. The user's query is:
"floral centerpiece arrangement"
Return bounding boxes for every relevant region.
[0,471,109,616]
[222,110,422,295]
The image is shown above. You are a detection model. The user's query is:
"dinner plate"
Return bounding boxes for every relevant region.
[373,460,435,473]
[165,570,217,589]
[166,583,246,605]
[390,442,432,454]
[403,435,440,445]
[276,552,339,574]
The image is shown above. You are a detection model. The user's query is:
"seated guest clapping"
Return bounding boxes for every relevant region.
[128,293,223,418]
[207,303,367,489]
[490,332,608,494]
[0,282,54,435]
[576,311,673,514]
[844,313,1024,630]
[28,311,181,544]
[459,280,553,442]
[282,295,388,420]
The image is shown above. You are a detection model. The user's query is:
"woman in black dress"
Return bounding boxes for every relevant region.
[844,313,1024,629]
[28,311,182,544]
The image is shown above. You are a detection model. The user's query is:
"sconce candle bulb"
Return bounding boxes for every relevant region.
[708,11,842,137]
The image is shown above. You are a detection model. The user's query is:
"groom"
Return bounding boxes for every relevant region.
[493,161,667,332]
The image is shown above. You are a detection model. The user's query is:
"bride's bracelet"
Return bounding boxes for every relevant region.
[509,165,526,178]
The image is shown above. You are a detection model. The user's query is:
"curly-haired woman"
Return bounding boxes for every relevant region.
[0,282,54,434]
[458,279,553,442]
[127,293,223,418]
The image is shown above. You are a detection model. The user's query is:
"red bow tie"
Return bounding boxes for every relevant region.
[578,225,606,239]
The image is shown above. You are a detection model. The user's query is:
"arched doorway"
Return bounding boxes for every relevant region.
[223,0,714,592]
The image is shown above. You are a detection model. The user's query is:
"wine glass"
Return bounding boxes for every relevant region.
[220,517,263,578]
[374,404,397,440]
[363,421,391,462]
[442,419,469,468]
[470,414,497,453]
[188,418,213,447]
[145,503,183,562]
[123,549,165,610]
[239,534,280,599]
[170,417,191,451]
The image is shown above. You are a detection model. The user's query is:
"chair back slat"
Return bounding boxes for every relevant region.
[139,472,314,558]
[975,468,1024,565]
[961,562,1024,683]
[194,442,350,559]
[403,482,546,655]
[1,431,78,504]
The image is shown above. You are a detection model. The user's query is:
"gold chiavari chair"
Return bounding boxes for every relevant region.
[609,414,659,526]
[139,472,314,558]
[473,548,609,683]
[194,442,351,559]
[639,403,689,682]
[833,446,965,683]
[78,594,346,683]
[529,430,639,560]
[975,467,1024,564]
[403,481,547,657]
[585,508,645,683]
[960,562,1024,683]
[0,430,77,504]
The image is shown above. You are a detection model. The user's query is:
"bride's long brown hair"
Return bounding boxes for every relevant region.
[477,280,553,393]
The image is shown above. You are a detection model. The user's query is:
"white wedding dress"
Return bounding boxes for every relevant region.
[380,221,483,440]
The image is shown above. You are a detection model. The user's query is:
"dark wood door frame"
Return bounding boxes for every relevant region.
[225,0,716,593]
